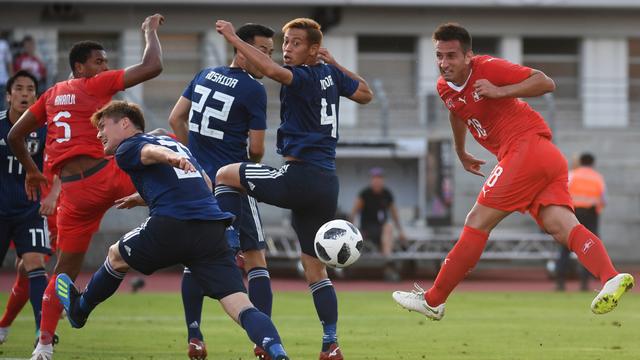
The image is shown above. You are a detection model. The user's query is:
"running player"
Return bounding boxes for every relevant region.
[55,100,290,360]
[215,18,373,360]
[392,23,633,320]
[0,70,49,345]
[7,14,165,360]
[168,23,274,360]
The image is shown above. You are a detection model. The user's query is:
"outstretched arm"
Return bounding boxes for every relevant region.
[7,110,48,200]
[473,69,555,99]
[216,20,293,85]
[140,144,196,173]
[123,14,164,89]
[317,48,373,104]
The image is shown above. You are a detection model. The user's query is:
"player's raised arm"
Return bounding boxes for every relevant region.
[216,20,293,85]
[318,47,373,104]
[449,112,485,177]
[473,69,555,99]
[123,14,164,89]
[7,110,48,200]
[168,96,191,145]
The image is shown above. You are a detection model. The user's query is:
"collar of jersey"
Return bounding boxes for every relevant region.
[446,69,473,92]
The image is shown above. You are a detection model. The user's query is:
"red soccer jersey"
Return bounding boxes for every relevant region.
[29,69,125,174]
[437,55,552,159]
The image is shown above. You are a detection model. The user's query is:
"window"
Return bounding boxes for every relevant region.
[523,37,580,98]
[628,38,640,101]
[473,37,499,56]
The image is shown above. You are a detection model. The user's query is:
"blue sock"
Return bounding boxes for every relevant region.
[181,268,204,341]
[310,279,338,351]
[214,185,242,250]
[27,268,47,330]
[247,267,272,317]
[239,307,286,358]
[79,259,126,315]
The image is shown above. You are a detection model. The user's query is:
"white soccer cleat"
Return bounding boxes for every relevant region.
[591,273,635,315]
[31,342,53,360]
[0,326,8,344]
[392,283,445,321]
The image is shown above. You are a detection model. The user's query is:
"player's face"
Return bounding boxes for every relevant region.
[6,76,37,114]
[435,40,473,84]
[245,36,274,78]
[370,175,385,192]
[283,28,318,66]
[77,50,109,78]
[97,116,125,155]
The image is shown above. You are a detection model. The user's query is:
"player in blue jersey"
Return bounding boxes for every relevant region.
[0,70,50,344]
[53,100,290,360]
[168,23,275,360]
[216,18,373,360]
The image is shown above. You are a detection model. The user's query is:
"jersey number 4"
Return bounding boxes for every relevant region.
[320,98,337,138]
[189,85,235,140]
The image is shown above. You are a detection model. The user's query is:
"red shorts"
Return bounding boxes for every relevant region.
[57,158,135,253]
[476,135,574,227]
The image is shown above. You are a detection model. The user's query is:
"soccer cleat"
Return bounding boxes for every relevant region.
[254,344,271,360]
[188,338,208,360]
[54,274,87,328]
[591,273,635,314]
[392,283,445,321]
[319,343,343,360]
[31,342,53,360]
[0,326,8,344]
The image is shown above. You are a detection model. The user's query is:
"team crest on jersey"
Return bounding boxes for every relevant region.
[26,137,41,155]
[446,98,454,109]
[472,91,483,102]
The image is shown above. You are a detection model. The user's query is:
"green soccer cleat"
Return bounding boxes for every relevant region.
[55,274,87,328]
[591,273,634,314]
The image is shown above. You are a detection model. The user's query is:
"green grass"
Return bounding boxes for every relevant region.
[0,290,638,359]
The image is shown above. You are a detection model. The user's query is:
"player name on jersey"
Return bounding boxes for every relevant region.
[320,75,334,90]
[205,71,238,89]
[54,94,76,106]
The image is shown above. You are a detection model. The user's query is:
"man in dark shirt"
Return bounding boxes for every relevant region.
[350,167,406,280]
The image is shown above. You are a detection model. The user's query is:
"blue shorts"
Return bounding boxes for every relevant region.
[240,161,339,257]
[0,211,52,263]
[118,216,245,300]
[239,195,265,252]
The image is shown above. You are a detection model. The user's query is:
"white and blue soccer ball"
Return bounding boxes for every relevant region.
[314,219,363,268]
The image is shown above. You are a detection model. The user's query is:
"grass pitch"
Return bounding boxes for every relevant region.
[0,290,638,359]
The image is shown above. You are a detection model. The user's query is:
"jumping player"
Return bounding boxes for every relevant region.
[7,14,165,360]
[215,18,373,359]
[392,23,634,320]
[55,100,290,360]
[168,23,275,360]
[0,70,49,344]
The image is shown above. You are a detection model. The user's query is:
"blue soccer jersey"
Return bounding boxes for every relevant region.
[0,110,46,218]
[183,66,267,177]
[278,63,359,170]
[115,133,233,221]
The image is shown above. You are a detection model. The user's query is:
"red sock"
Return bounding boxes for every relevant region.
[425,226,488,306]
[38,277,63,345]
[0,272,30,327]
[568,224,618,285]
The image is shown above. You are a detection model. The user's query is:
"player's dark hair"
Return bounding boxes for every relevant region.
[433,23,472,53]
[69,40,104,72]
[234,23,275,54]
[91,100,146,132]
[282,18,323,46]
[6,70,38,95]
[579,152,595,167]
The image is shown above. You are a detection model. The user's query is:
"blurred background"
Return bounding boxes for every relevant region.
[2,0,639,280]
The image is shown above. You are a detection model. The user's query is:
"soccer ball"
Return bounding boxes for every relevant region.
[314,219,363,268]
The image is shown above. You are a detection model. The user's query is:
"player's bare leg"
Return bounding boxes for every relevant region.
[539,205,634,314]
[393,203,510,319]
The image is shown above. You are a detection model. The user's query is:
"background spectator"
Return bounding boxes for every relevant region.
[13,35,47,94]
[0,32,13,111]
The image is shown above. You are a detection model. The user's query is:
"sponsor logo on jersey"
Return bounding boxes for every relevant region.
[457,96,467,105]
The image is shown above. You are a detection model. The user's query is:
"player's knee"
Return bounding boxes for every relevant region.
[20,252,46,272]
[244,250,267,269]
[107,244,130,273]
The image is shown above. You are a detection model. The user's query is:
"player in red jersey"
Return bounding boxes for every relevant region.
[393,23,633,320]
[8,14,165,360]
